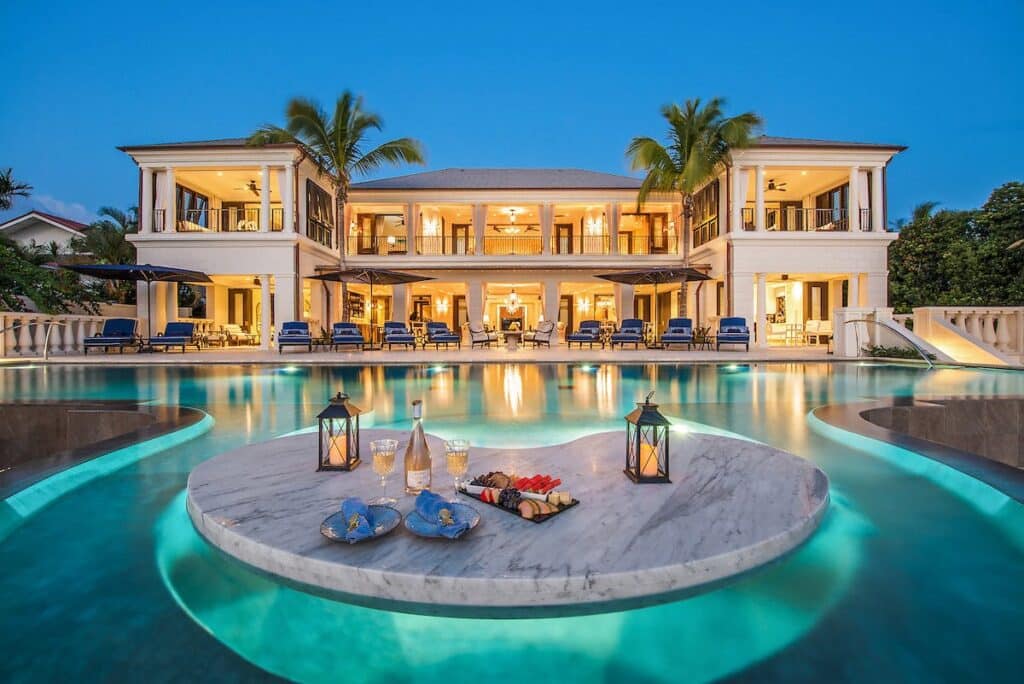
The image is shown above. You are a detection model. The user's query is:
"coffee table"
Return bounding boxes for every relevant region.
[504,330,523,351]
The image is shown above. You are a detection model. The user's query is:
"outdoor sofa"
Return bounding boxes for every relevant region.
[660,318,693,348]
[609,318,644,349]
[383,321,417,350]
[716,317,751,351]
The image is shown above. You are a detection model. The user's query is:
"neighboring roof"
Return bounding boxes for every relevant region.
[118,137,296,152]
[0,210,89,236]
[753,135,907,151]
[352,168,644,191]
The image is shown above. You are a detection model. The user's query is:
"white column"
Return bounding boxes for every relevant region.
[849,274,862,307]
[164,166,176,232]
[730,165,743,232]
[281,166,296,233]
[392,284,410,323]
[614,283,635,322]
[260,275,271,350]
[405,202,416,253]
[260,165,271,232]
[472,204,485,255]
[608,203,620,254]
[541,203,553,255]
[275,272,297,325]
[165,281,178,325]
[140,168,154,233]
[137,282,152,338]
[756,273,768,347]
[543,279,561,344]
[848,166,861,231]
[754,166,766,231]
[871,165,884,232]
[731,272,755,329]
[866,273,887,308]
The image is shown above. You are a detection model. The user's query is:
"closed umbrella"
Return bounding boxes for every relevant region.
[62,263,213,347]
[595,267,710,344]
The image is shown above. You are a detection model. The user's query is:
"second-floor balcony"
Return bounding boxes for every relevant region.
[153,208,284,233]
[741,207,873,232]
[344,231,680,258]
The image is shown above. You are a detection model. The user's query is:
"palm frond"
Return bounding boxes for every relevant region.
[353,138,426,176]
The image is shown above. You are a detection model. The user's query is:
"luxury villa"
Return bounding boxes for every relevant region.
[119,135,904,347]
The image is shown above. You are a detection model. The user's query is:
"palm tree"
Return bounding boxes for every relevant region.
[626,98,762,316]
[0,168,33,210]
[249,92,425,319]
[70,206,138,302]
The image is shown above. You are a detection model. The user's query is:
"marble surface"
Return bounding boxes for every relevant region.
[187,429,829,617]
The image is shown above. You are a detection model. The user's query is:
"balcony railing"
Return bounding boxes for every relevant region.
[692,216,719,247]
[617,233,677,255]
[740,207,875,232]
[551,233,610,255]
[483,235,543,256]
[153,208,284,233]
[348,236,409,255]
[415,232,473,256]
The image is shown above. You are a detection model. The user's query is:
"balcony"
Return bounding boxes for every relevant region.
[552,233,610,255]
[415,232,473,256]
[153,208,283,233]
[741,207,873,232]
[483,235,543,256]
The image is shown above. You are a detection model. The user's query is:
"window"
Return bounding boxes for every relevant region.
[815,183,849,229]
[176,184,210,227]
[306,180,334,247]
[692,180,719,246]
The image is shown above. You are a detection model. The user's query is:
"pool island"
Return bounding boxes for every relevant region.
[186,429,829,618]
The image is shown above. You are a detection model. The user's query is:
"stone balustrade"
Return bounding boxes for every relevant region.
[914,307,1024,360]
[891,313,913,331]
[0,312,116,357]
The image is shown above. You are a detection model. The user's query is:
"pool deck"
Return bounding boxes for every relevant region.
[9,345,837,365]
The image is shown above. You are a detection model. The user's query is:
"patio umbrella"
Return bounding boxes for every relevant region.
[595,267,711,342]
[309,267,434,348]
[62,263,213,343]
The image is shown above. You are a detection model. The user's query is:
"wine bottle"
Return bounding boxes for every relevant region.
[404,400,432,494]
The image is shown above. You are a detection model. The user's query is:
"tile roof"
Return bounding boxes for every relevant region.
[352,168,644,190]
[0,210,90,233]
[118,137,295,151]
[754,135,907,150]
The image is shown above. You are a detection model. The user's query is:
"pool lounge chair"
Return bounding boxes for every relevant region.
[660,318,693,349]
[277,321,312,353]
[83,318,140,354]
[425,321,461,349]
[148,322,198,353]
[609,318,644,349]
[468,322,498,348]
[330,322,365,351]
[222,324,256,346]
[566,320,602,349]
[716,317,750,351]
[524,320,555,348]
[383,321,417,350]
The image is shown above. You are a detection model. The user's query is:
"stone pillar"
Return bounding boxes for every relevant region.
[754,166,766,231]
[260,165,271,232]
[137,282,152,338]
[472,204,485,255]
[164,166,176,232]
[140,168,153,233]
[871,165,884,233]
[614,283,635,321]
[866,272,887,308]
[543,279,561,344]
[756,273,768,347]
[730,165,743,232]
[393,284,410,323]
[848,166,861,231]
[849,274,862,307]
[541,203,553,255]
[283,166,296,232]
[608,203,620,255]
[731,272,755,329]
[309,278,324,332]
[260,275,271,350]
[275,272,298,326]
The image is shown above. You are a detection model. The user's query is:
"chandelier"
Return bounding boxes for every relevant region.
[505,288,521,312]
[497,208,522,235]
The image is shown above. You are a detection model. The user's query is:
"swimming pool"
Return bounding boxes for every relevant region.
[1,362,1022,682]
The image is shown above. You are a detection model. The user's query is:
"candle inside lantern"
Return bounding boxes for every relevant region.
[640,443,659,477]
[328,434,347,465]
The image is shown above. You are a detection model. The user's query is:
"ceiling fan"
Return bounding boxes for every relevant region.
[234,180,261,197]
[765,178,788,192]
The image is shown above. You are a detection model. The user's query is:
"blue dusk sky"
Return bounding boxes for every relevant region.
[1,0,1021,225]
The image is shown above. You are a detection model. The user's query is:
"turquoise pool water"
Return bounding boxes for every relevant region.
[1,362,1023,682]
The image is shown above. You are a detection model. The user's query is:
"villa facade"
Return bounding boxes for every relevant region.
[121,135,904,347]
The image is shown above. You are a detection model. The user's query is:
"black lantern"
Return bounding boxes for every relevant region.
[624,391,671,483]
[317,392,362,471]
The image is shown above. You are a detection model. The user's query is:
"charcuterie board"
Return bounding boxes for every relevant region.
[457,471,579,524]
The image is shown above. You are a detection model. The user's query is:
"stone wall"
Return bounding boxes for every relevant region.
[864,399,1023,469]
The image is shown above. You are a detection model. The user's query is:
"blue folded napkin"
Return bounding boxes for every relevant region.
[340,498,375,543]
[415,491,470,539]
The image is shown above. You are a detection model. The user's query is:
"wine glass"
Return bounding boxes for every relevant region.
[369,439,398,505]
[444,439,470,501]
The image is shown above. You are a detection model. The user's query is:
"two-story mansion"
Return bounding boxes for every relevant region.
[121,135,904,347]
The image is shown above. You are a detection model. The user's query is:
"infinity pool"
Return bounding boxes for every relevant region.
[1,362,1022,682]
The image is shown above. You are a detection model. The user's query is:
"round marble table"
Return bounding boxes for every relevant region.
[187,429,829,617]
